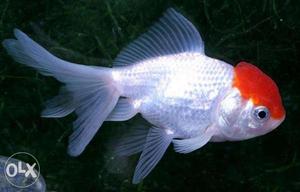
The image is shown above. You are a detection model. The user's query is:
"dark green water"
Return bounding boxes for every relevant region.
[0,0,299,191]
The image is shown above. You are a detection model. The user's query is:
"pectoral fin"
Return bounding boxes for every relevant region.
[172,132,212,154]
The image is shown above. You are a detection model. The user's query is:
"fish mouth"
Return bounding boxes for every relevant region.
[268,115,286,130]
[247,115,285,137]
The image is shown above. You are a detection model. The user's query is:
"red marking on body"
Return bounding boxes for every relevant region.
[233,62,285,119]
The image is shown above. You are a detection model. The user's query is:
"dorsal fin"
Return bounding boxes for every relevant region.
[113,8,204,67]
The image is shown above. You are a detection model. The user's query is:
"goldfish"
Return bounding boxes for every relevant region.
[2,8,285,184]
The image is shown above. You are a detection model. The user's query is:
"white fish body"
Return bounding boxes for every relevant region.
[2,8,285,184]
[113,53,233,139]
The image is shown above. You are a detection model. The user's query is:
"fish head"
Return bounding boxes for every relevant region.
[215,62,285,141]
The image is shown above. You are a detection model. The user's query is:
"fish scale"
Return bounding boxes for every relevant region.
[114,53,233,137]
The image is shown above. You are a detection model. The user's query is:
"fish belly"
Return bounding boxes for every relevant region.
[114,53,234,138]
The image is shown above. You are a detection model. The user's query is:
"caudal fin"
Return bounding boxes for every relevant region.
[2,29,120,156]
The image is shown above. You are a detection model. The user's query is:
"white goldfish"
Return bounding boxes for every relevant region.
[2,8,285,183]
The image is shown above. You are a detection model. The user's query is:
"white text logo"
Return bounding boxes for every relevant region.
[4,152,40,188]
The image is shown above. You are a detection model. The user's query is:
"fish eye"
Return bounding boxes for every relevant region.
[253,106,270,121]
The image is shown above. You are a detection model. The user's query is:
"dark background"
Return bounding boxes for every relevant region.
[0,0,299,191]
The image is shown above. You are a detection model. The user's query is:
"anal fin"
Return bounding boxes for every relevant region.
[106,98,138,121]
[113,125,149,157]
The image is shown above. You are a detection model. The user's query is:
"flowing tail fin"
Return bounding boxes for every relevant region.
[2,29,120,156]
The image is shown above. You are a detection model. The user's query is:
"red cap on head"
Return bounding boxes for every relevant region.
[233,62,285,119]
